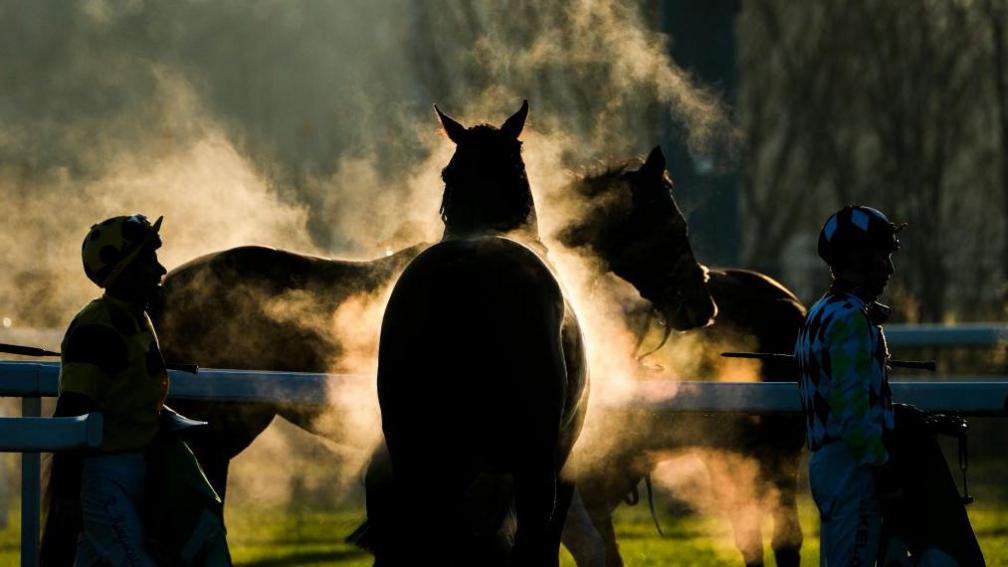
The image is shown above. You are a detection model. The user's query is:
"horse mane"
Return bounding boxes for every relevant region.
[439,124,538,239]
[559,153,703,317]
[576,160,636,193]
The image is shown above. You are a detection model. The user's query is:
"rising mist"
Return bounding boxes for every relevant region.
[2,0,748,526]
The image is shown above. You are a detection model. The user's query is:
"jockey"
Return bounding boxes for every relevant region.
[794,205,900,566]
[42,214,230,566]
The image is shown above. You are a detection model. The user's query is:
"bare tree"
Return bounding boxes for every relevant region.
[983,0,1008,313]
[737,0,1003,322]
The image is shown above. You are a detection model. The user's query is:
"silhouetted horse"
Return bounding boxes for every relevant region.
[371,101,588,566]
[557,146,807,567]
[150,243,426,499]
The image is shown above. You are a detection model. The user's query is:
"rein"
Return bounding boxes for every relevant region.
[631,254,708,363]
[633,314,673,363]
[622,473,666,538]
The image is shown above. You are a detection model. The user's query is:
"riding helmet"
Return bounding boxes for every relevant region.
[82,214,163,288]
[817,205,903,266]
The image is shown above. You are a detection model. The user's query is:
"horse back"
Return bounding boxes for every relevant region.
[704,268,806,382]
[153,245,420,372]
[378,237,584,467]
[707,268,805,320]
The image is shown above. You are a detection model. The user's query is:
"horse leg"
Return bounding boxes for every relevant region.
[546,479,576,562]
[587,508,623,567]
[185,423,270,502]
[380,432,474,567]
[560,488,606,567]
[728,506,765,567]
[766,448,802,567]
[749,414,804,567]
[572,465,641,567]
[705,451,765,567]
[169,401,277,501]
[512,459,561,567]
[348,444,394,554]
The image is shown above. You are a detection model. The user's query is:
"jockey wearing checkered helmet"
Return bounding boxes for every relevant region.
[795,205,903,567]
[817,205,904,303]
[818,202,907,284]
[818,205,902,264]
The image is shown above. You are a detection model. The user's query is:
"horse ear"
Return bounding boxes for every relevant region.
[639,146,667,181]
[435,104,467,144]
[500,100,529,139]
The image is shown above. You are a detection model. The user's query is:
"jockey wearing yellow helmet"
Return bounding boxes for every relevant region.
[42,214,230,566]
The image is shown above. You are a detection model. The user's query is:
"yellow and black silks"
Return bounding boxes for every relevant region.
[41,294,228,566]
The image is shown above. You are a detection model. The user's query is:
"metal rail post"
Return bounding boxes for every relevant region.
[21,395,40,567]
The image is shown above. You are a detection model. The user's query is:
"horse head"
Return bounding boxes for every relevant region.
[558,145,717,331]
[435,100,539,241]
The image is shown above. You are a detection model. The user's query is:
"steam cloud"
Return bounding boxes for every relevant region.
[1,0,744,529]
[0,0,732,326]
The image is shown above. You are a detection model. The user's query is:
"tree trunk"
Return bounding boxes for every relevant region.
[990,4,1008,301]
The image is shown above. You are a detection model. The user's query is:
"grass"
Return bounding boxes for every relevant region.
[4,497,1005,566]
[1,428,1003,566]
[225,509,372,567]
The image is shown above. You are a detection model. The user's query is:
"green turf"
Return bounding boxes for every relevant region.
[0,508,16,566]
[225,509,372,567]
[4,498,1004,566]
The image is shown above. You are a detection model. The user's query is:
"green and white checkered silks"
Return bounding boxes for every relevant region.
[794,291,895,465]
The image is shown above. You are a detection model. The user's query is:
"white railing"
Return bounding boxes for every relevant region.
[3,400,104,567]
[1,321,1006,567]
[4,360,1008,409]
[886,323,1008,347]
[4,361,1008,413]
[0,414,102,452]
[0,410,102,567]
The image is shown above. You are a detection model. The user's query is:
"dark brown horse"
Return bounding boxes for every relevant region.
[372,101,588,566]
[149,243,426,499]
[556,146,807,567]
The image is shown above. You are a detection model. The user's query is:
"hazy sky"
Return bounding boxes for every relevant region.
[0,0,729,327]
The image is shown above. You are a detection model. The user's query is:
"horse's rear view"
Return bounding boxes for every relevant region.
[374,102,587,566]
